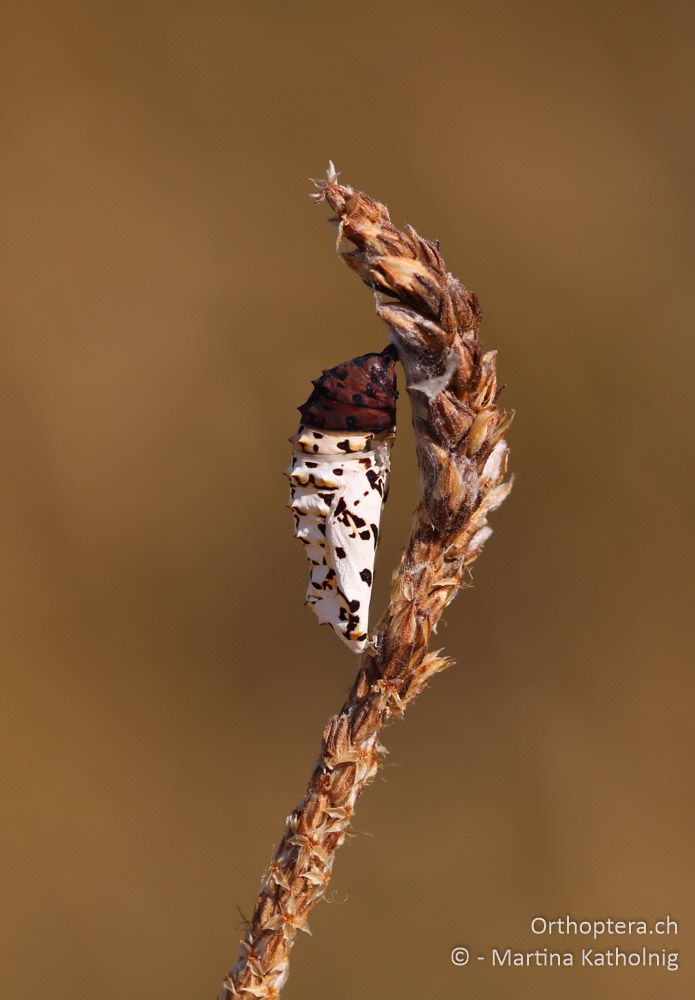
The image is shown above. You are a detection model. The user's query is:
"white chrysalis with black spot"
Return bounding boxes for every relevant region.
[287,348,398,653]
[288,426,394,652]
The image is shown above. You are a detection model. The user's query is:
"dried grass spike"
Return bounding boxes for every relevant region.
[221,171,513,1000]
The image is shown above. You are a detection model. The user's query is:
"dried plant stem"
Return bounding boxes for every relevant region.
[220,171,512,999]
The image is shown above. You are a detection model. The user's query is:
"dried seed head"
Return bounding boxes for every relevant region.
[223,172,513,1000]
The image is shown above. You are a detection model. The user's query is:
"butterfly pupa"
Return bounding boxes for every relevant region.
[287,348,398,653]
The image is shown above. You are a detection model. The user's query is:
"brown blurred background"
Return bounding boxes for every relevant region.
[1,2,693,998]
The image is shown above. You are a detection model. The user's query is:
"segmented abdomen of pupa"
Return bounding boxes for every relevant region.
[287,349,397,653]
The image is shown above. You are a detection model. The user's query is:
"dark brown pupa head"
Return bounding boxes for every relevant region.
[298,347,398,432]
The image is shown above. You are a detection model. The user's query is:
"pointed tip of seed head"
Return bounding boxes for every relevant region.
[309,161,340,199]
